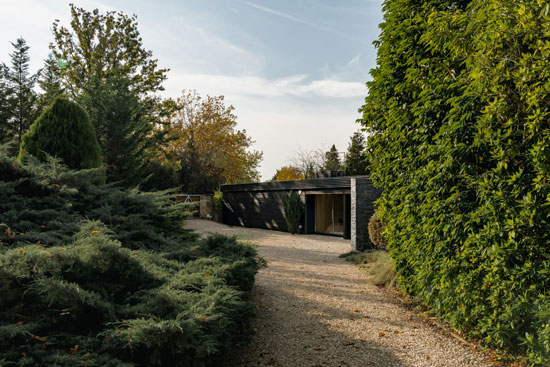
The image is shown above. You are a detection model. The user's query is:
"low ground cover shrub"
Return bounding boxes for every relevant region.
[0,150,260,366]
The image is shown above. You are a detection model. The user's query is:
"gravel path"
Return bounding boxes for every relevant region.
[185,219,492,367]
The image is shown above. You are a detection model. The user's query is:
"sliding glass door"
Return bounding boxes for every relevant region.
[315,194,344,235]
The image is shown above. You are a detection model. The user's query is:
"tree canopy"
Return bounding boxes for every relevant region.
[273,166,304,181]
[50,5,169,185]
[163,91,262,193]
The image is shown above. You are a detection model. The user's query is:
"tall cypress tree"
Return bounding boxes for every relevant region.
[5,38,40,148]
[344,131,368,175]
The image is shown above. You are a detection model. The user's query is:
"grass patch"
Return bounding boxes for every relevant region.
[340,250,397,288]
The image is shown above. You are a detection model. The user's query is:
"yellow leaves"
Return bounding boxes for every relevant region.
[91,230,100,236]
[71,344,79,354]
[198,315,208,321]
[18,249,26,255]
[274,166,304,181]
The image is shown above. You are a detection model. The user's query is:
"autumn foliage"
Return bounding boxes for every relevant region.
[162,91,262,193]
[274,166,304,181]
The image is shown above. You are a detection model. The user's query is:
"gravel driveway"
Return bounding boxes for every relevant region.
[185,219,492,367]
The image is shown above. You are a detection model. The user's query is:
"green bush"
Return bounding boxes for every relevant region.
[360,0,550,364]
[368,212,387,250]
[282,190,303,234]
[18,98,102,169]
[0,151,260,366]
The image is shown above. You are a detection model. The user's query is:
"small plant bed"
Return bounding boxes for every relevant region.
[0,151,261,366]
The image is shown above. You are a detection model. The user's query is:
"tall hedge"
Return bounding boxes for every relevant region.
[361,0,550,364]
[19,98,102,169]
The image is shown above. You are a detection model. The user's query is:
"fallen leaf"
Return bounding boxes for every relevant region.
[203,273,211,278]
[14,321,24,326]
[71,344,79,354]
[378,332,385,337]
[199,315,208,321]
[394,330,400,334]
[19,249,26,255]
[32,336,47,342]
[353,309,360,313]
[91,230,100,236]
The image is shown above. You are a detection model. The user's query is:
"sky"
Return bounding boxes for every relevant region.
[0,0,384,180]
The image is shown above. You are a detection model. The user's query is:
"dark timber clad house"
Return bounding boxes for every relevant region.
[221,176,381,251]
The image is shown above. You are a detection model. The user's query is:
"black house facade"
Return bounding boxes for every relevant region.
[221,176,381,251]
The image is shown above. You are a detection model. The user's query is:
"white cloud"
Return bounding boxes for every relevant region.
[164,72,365,99]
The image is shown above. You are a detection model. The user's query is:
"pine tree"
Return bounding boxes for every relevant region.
[344,131,368,175]
[323,144,342,172]
[0,64,13,144]
[19,98,102,169]
[5,38,40,148]
[36,57,64,113]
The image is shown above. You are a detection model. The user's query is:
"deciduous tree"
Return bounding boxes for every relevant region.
[50,5,169,185]
[164,91,262,193]
[273,166,304,181]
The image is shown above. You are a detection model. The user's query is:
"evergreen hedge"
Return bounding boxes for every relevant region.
[0,151,260,366]
[18,98,102,169]
[361,0,550,364]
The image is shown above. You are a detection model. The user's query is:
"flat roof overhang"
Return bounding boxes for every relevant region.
[221,175,371,193]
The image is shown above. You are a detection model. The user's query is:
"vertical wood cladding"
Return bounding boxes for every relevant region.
[223,190,289,232]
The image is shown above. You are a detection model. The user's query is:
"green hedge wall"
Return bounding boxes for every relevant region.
[360,0,550,364]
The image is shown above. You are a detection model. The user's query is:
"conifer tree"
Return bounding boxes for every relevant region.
[36,57,64,113]
[5,38,40,148]
[344,131,368,175]
[19,98,102,169]
[0,64,13,144]
[323,144,342,172]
